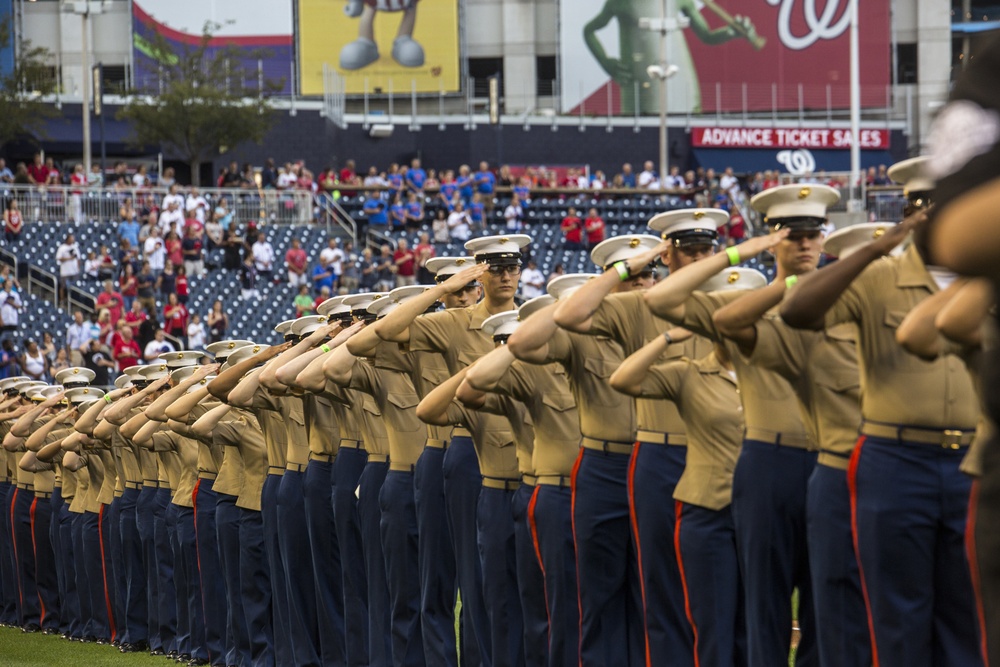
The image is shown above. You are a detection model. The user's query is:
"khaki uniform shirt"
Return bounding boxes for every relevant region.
[440,399,520,479]
[152,429,198,508]
[408,299,505,375]
[112,425,143,484]
[637,354,743,510]
[321,382,365,443]
[214,410,267,511]
[591,290,714,441]
[303,393,341,456]
[673,290,815,448]
[492,360,580,478]
[357,393,391,458]
[250,385,289,470]
[61,465,77,502]
[545,329,636,444]
[190,402,225,479]
[68,466,89,514]
[823,245,979,430]
[349,356,425,467]
[409,350,454,444]
[138,446,158,484]
[475,392,534,475]
[748,318,862,470]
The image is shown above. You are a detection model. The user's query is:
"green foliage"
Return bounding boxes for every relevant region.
[118,22,281,185]
[0,16,57,147]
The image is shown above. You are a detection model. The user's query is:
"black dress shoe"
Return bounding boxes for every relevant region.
[187,659,209,666]
[96,638,110,645]
[175,653,192,663]
[150,648,166,656]
[42,627,59,635]
[166,649,180,658]
[121,640,149,653]
[82,635,97,643]
[21,624,40,633]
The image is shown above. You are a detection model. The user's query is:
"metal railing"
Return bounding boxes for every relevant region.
[0,183,316,226]
[67,284,96,315]
[26,264,58,305]
[316,195,358,246]
[323,64,347,130]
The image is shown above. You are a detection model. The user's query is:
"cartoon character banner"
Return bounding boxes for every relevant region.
[559,0,891,116]
[298,0,460,96]
[132,0,294,95]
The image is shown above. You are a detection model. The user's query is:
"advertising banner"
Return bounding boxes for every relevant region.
[132,0,294,95]
[559,0,891,116]
[691,126,891,150]
[298,0,460,96]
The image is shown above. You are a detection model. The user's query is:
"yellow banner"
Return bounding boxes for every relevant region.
[298,0,460,95]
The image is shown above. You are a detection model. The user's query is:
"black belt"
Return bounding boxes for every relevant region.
[389,462,416,473]
[482,476,520,491]
[536,475,572,488]
[861,421,976,450]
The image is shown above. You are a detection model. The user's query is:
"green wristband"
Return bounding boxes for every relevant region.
[785,275,799,289]
[104,395,112,403]
[321,344,331,353]
[613,261,630,282]
[726,246,741,266]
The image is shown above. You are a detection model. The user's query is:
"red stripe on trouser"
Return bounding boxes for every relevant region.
[967,480,990,667]
[672,501,699,667]
[569,446,584,667]
[847,436,879,667]
[626,443,652,667]
[527,485,552,650]
[10,488,22,610]
[98,504,117,642]
[30,498,45,626]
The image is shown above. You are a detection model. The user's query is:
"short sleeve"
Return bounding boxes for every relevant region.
[150,431,176,452]
[542,329,573,366]
[250,384,280,412]
[678,290,746,340]
[746,316,809,382]
[639,361,687,400]
[408,310,455,354]
[822,263,881,327]
[347,359,378,395]
[590,293,644,351]
[212,419,245,447]
[493,361,530,403]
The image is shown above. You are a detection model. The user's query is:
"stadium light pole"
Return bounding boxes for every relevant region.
[63,1,108,174]
[849,0,861,211]
[639,2,687,184]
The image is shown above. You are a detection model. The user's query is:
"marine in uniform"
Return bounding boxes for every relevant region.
[374,235,528,667]
[782,162,984,666]
[554,216,724,667]
[611,268,766,667]
[0,376,29,629]
[644,187,842,667]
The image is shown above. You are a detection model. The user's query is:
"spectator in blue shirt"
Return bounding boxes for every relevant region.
[405,192,424,229]
[406,158,427,193]
[438,169,458,209]
[363,191,388,227]
[389,194,407,230]
[118,215,141,249]
[386,164,404,195]
[621,162,636,188]
[469,193,485,230]
[475,161,496,196]
[312,261,335,294]
[513,176,531,206]
[457,164,475,205]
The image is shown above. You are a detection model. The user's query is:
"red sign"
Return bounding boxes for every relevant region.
[691,127,890,150]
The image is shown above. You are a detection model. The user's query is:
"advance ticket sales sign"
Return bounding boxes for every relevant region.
[691,127,891,150]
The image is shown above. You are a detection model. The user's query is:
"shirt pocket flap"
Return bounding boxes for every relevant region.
[883,309,908,329]
[814,369,861,393]
[361,395,382,416]
[386,392,420,410]
[541,392,576,412]
[583,356,617,379]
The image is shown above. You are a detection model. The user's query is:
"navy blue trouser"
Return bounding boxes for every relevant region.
[153,488,177,654]
[413,446,458,667]
[137,486,161,651]
[527,484,578,667]
[478,485,524,667]
[731,439,817,667]
[30,495,59,631]
[53,490,80,638]
[442,436,489,667]
[0,482,16,625]
[215,494,251,667]
[106,498,124,641]
[379,469,425,667]
[82,509,111,640]
[806,463,870,667]
[176,504,208,661]
[278,468,322,667]
[332,447,369,667]
[238,507,274,667]
[11,487,39,628]
[511,483,547,667]
[674,502,746,667]
[194,479,228,666]
[570,448,645,667]
[48,489,66,634]
[71,511,94,639]
[358,460,392,666]
[850,436,982,667]
[262,473,294,666]
[303,459,346,667]
[629,442,692,667]
[118,487,147,646]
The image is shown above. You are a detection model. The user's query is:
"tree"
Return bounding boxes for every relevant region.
[0,16,56,147]
[118,23,280,186]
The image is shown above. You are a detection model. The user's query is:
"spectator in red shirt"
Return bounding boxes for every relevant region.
[393,238,416,287]
[95,280,124,325]
[124,299,148,337]
[285,237,309,287]
[26,153,47,185]
[113,325,142,370]
[175,266,189,304]
[163,293,189,347]
[339,159,359,185]
[414,231,436,283]
[561,206,584,250]
[584,207,606,250]
[313,285,332,312]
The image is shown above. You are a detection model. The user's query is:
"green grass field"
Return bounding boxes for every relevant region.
[0,627,165,666]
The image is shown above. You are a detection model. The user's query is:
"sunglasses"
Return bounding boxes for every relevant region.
[486,265,521,276]
[626,270,655,281]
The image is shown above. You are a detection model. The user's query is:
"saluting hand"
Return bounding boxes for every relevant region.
[441,262,489,292]
[737,228,791,258]
[871,210,925,257]
[626,240,673,274]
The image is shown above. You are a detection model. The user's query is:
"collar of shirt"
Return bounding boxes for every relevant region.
[895,244,937,292]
